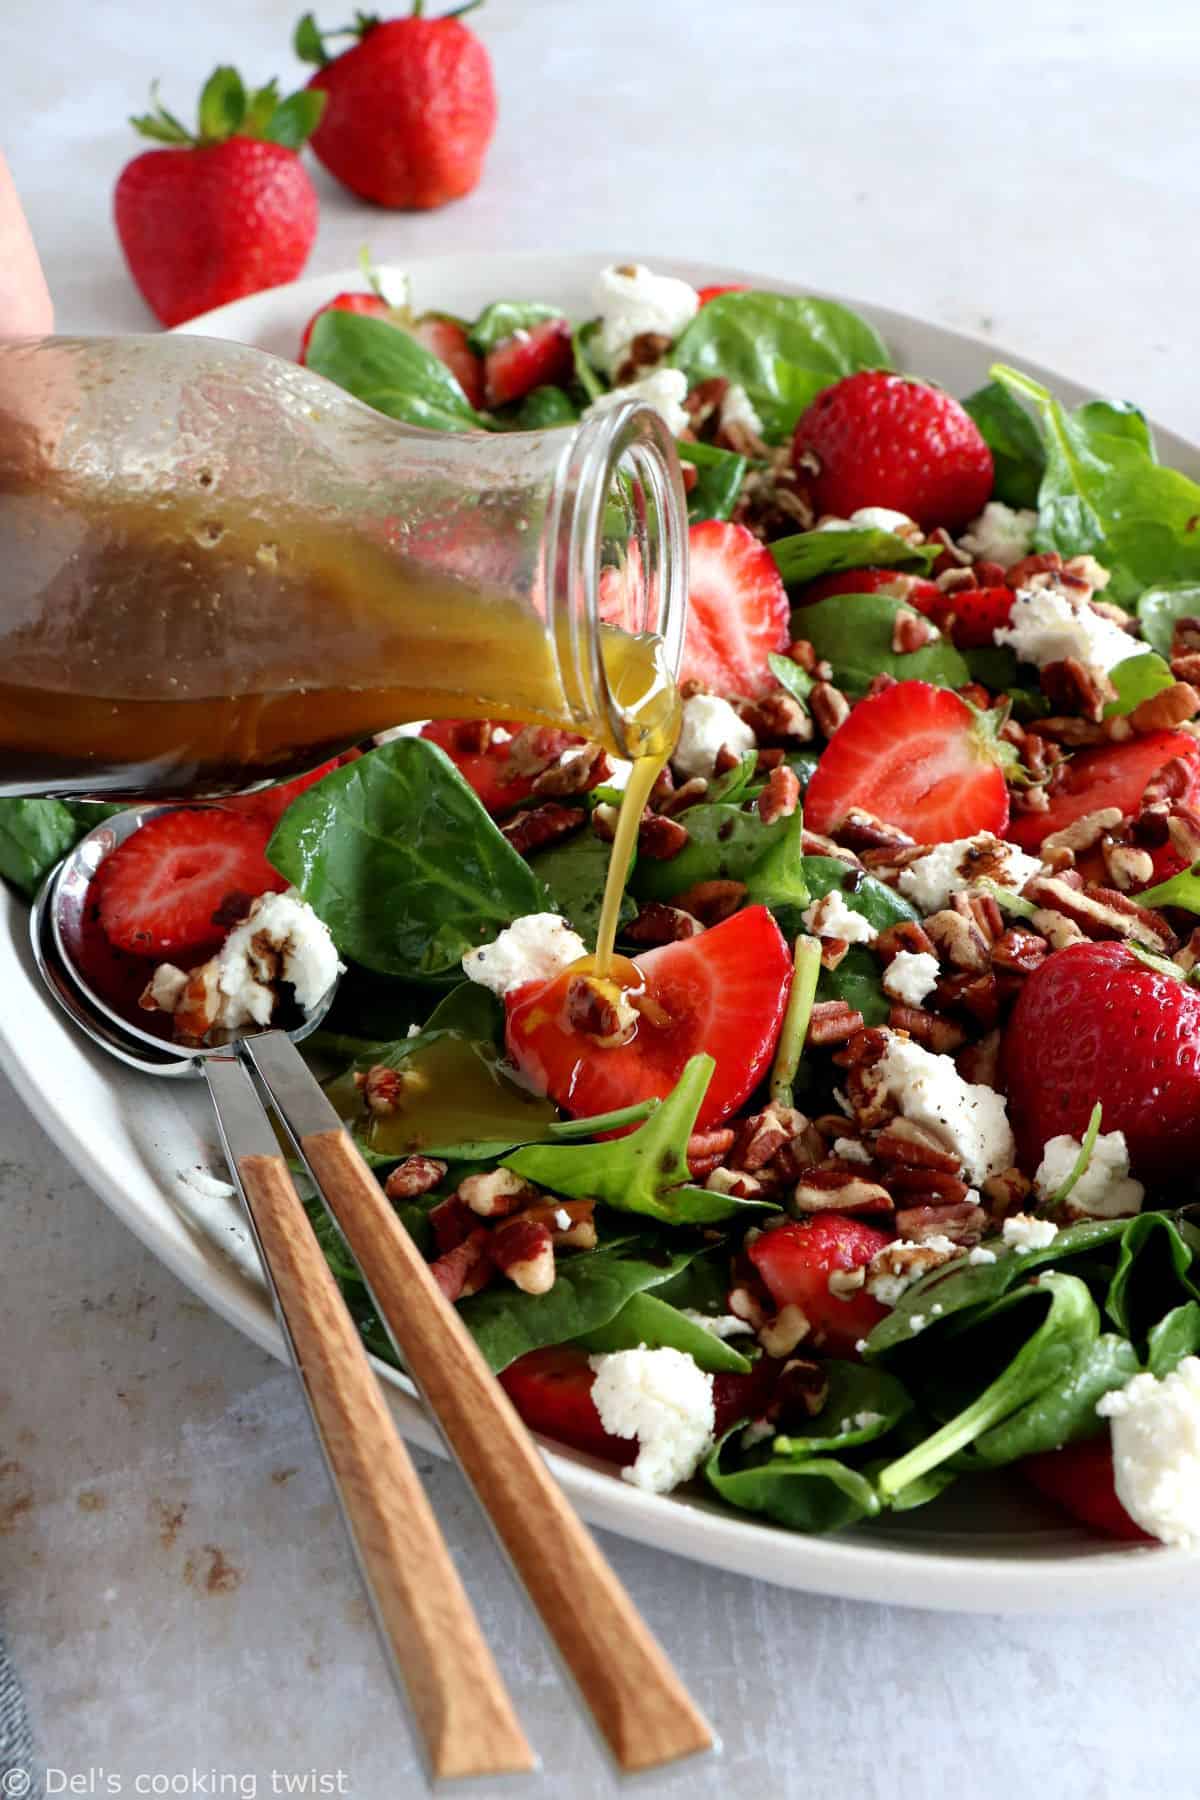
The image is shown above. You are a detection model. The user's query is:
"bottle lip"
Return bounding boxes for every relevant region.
[551,399,688,757]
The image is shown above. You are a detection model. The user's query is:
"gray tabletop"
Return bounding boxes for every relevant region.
[6,1,1200,1794]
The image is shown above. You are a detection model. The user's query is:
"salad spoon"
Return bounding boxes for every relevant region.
[31,807,716,1779]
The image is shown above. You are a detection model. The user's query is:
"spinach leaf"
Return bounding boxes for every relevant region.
[467,300,563,355]
[796,593,971,697]
[962,645,1020,692]
[993,364,1200,606]
[743,807,810,912]
[1104,1211,1200,1340]
[1104,652,1174,717]
[514,385,579,429]
[705,1435,880,1533]
[530,828,635,942]
[651,1248,735,1315]
[460,1238,702,1372]
[630,803,799,905]
[305,309,488,432]
[772,1361,912,1457]
[572,322,605,403]
[505,1054,772,1224]
[268,738,548,977]
[768,652,813,707]
[802,856,919,931]
[1136,584,1200,659]
[0,799,122,898]
[672,293,890,442]
[1147,1301,1200,1377]
[967,1332,1139,1464]
[678,440,750,523]
[817,946,890,1027]
[962,380,1046,509]
[1135,858,1200,914]
[575,1291,753,1373]
[771,526,938,587]
[706,751,760,806]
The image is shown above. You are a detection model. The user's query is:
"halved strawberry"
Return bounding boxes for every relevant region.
[680,521,790,699]
[299,291,393,363]
[1022,1434,1150,1541]
[805,680,1010,843]
[411,315,485,410]
[498,1346,636,1465]
[713,1354,782,1435]
[747,1214,890,1356]
[96,809,288,959]
[217,755,354,828]
[696,283,749,306]
[505,905,793,1127]
[1008,730,1200,852]
[483,317,573,408]
[794,567,943,611]
[928,585,1015,649]
[419,720,588,815]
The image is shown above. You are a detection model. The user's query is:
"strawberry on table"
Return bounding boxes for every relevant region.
[804,679,1010,842]
[1022,1435,1150,1541]
[114,66,325,328]
[679,521,791,699]
[483,318,573,409]
[1008,730,1200,852]
[792,371,994,532]
[747,1214,890,1357]
[95,809,288,959]
[505,905,793,1128]
[794,567,943,612]
[296,5,496,210]
[1002,941,1200,1185]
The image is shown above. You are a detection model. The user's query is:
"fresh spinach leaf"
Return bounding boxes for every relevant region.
[993,364,1200,606]
[817,946,890,1028]
[743,808,810,912]
[962,646,1020,692]
[530,828,635,942]
[1135,857,1200,914]
[572,322,605,403]
[1104,652,1175,717]
[505,1054,771,1224]
[967,1332,1139,1464]
[0,799,123,898]
[268,738,548,977]
[771,526,938,587]
[802,856,919,931]
[962,380,1046,509]
[513,385,579,429]
[768,651,814,703]
[796,593,971,697]
[630,803,796,904]
[1104,1211,1200,1340]
[305,309,488,433]
[678,440,750,523]
[467,300,563,355]
[575,1291,753,1373]
[706,752,761,806]
[1147,1301,1200,1377]
[1136,584,1200,659]
[459,1237,701,1371]
[705,1435,881,1533]
[772,1361,912,1457]
[651,1249,735,1315]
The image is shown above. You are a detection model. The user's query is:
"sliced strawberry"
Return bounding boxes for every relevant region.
[929,585,1015,650]
[483,317,573,408]
[712,1354,782,1436]
[1009,730,1200,851]
[795,567,943,611]
[696,283,749,306]
[95,809,288,959]
[498,1346,636,1465]
[805,680,1010,842]
[680,521,790,699]
[419,720,588,815]
[411,315,485,409]
[1022,1435,1150,1541]
[299,291,394,364]
[747,1214,890,1356]
[505,905,793,1128]
[217,756,353,828]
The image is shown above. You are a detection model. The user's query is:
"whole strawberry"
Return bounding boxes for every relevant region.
[1002,940,1200,1185]
[792,370,994,531]
[295,6,496,209]
[115,67,325,328]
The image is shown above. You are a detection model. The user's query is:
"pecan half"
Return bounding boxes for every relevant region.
[757,763,801,824]
[624,902,704,945]
[923,908,991,973]
[989,927,1049,974]
[886,1004,966,1052]
[1041,806,1123,865]
[458,1168,538,1219]
[384,1155,448,1200]
[810,682,851,737]
[873,1118,963,1174]
[891,607,939,653]
[980,1166,1032,1221]
[738,691,812,744]
[758,1303,811,1358]
[789,1168,894,1214]
[490,1217,556,1294]
[892,1201,986,1245]
[637,812,690,860]
[672,878,747,925]
[1129,681,1200,733]
[807,1000,866,1046]
[501,802,586,857]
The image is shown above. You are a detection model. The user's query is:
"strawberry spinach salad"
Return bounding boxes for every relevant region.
[13,265,1200,1550]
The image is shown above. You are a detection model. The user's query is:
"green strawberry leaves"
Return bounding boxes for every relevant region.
[131,66,326,149]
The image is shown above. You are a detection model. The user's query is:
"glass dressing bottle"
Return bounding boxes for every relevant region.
[0,334,686,799]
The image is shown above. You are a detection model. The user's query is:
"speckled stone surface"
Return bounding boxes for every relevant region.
[6,1,1200,1793]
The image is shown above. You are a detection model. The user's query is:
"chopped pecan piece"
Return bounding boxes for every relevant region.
[614,331,674,383]
[458,1168,538,1219]
[1041,806,1123,866]
[818,936,850,971]
[1005,551,1064,589]
[565,973,638,1047]
[357,1064,406,1117]
[773,1357,830,1424]
[923,908,991,973]
[865,1236,964,1301]
[1040,657,1113,723]
[1102,840,1155,892]
[1024,875,1175,950]
[658,776,709,816]
[980,1166,1032,1221]
[1144,755,1196,807]
[827,1266,867,1299]
[1171,651,1200,683]
[1030,906,1087,951]
[834,809,916,854]
[517,1198,597,1251]
[989,927,1049,974]
[686,1128,736,1180]
[956,1029,1002,1089]
[757,763,801,824]
[672,878,747,925]
[758,1303,811,1358]
[934,969,1000,1028]
[490,1217,556,1295]
[429,1227,493,1302]
[732,1106,800,1172]
[1168,805,1200,865]
[738,691,812,744]
[886,1004,966,1052]
[428,1192,474,1254]
[624,902,704,945]
[892,1201,986,1245]
[810,681,851,737]
[789,1168,894,1214]
[384,1155,448,1200]
[1130,681,1200,733]
[501,802,586,857]
[875,920,937,962]
[807,1000,866,1046]
[873,1118,963,1174]
[637,812,690,859]
[885,1168,971,1206]
[891,607,938,653]
[705,1167,766,1199]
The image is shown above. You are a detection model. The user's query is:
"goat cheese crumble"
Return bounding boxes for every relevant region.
[875,1032,1015,1184]
[462,912,587,997]
[1034,1129,1145,1219]
[896,832,1042,915]
[819,506,918,537]
[801,888,877,945]
[720,382,764,436]
[881,949,940,1008]
[1002,1213,1059,1253]
[588,1346,716,1494]
[1097,1357,1200,1546]
[995,584,1140,678]
[672,692,756,780]
[958,501,1039,569]
[592,263,700,373]
[680,1310,754,1340]
[583,366,690,437]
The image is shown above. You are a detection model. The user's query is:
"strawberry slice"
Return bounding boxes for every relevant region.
[680,521,791,699]
[411,315,485,410]
[96,809,288,959]
[929,585,1015,650]
[298,291,393,364]
[217,756,354,828]
[1022,1435,1150,1541]
[696,283,749,306]
[795,567,943,611]
[805,680,1010,843]
[419,720,589,815]
[483,317,573,408]
[498,1347,636,1465]
[505,905,793,1128]
[712,1354,782,1435]
[747,1214,890,1356]
[1009,730,1200,851]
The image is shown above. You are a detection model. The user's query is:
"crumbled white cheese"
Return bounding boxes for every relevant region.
[897,833,1043,916]
[588,1346,715,1494]
[584,366,691,437]
[1097,1357,1200,1546]
[554,1208,571,1231]
[958,501,1039,570]
[967,1246,998,1266]
[720,382,764,436]
[680,1310,754,1340]
[462,912,586,997]
[671,692,756,780]
[1034,1129,1145,1219]
[908,1314,927,1334]
[852,1410,884,1431]
[995,584,1140,677]
[592,263,700,373]
[875,1033,1016,1184]
[801,888,877,945]
[820,506,918,537]
[1001,1213,1059,1253]
[215,890,341,1021]
[147,964,189,1011]
[882,949,940,1008]
[866,1234,961,1306]
[833,1137,872,1165]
